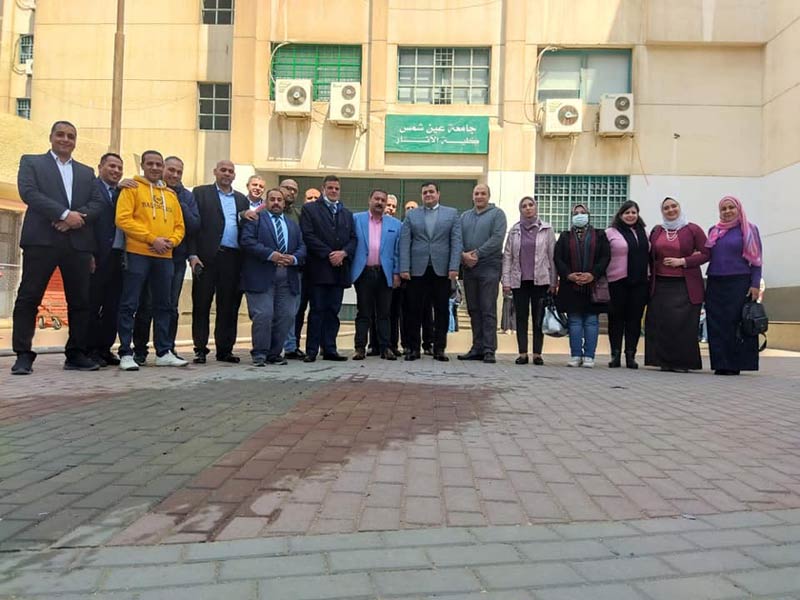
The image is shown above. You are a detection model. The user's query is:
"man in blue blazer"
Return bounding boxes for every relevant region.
[350,189,401,361]
[399,182,462,361]
[11,121,106,375]
[299,175,357,362]
[240,188,306,366]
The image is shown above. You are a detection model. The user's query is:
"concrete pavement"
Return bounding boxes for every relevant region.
[1,348,799,597]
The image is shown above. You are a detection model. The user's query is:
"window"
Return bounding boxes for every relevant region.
[534,175,628,234]
[198,83,230,131]
[19,34,33,64]
[398,47,490,105]
[538,49,631,104]
[202,0,234,24]
[16,98,30,120]
[270,44,361,101]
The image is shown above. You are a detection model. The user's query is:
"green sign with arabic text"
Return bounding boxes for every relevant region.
[385,115,489,154]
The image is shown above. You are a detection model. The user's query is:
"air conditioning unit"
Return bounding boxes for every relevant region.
[542,98,583,136]
[599,93,634,136]
[329,82,360,125]
[274,78,312,117]
[24,59,33,76]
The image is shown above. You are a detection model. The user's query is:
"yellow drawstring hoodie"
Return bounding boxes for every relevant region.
[115,175,185,258]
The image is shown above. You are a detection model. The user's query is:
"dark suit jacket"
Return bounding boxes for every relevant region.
[186,183,249,263]
[240,213,306,294]
[17,152,104,252]
[300,198,357,287]
[92,178,119,262]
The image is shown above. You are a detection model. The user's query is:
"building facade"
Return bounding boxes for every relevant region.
[0,0,798,345]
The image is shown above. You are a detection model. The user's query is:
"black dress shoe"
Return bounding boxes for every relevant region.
[64,354,100,371]
[303,355,317,363]
[268,355,288,365]
[483,352,496,364]
[532,356,544,366]
[323,353,348,362]
[216,354,241,364]
[457,351,484,361]
[101,353,121,366]
[284,349,306,360]
[404,351,420,361]
[11,353,34,375]
[90,353,108,368]
[422,347,434,356]
[515,355,529,365]
[193,351,207,364]
[433,353,449,362]
[624,351,638,369]
[352,349,366,360]
[381,349,397,361]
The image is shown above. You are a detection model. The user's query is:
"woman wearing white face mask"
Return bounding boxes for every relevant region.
[554,204,610,368]
[645,197,710,372]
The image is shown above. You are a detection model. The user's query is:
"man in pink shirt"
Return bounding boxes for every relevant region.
[350,189,402,360]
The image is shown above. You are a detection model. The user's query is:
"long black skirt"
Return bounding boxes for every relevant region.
[706,274,759,372]
[645,276,702,370]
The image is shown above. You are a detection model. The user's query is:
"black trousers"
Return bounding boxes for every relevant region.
[389,286,405,352]
[608,278,648,354]
[406,266,450,354]
[512,282,549,355]
[12,244,92,358]
[293,274,310,343]
[191,248,243,357]
[354,267,393,352]
[305,284,344,357]
[463,273,500,354]
[87,250,124,356]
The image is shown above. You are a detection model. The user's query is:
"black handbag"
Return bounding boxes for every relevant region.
[739,298,768,352]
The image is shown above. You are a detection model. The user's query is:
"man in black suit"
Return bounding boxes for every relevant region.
[187,160,254,363]
[299,174,357,362]
[86,152,125,367]
[11,120,105,374]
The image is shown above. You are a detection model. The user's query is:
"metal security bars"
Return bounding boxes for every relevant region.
[202,0,234,24]
[398,47,490,105]
[534,175,629,233]
[198,83,231,131]
[19,34,33,64]
[16,98,30,120]
[270,44,362,101]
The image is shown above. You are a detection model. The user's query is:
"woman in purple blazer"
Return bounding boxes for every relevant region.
[705,196,763,375]
[645,197,709,372]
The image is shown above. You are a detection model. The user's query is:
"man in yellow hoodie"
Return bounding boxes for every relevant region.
[115,150,187,370]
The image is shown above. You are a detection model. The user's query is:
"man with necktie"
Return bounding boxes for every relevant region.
[299,174,357,362]
[240,188,306,366]
[11,121,106,375]
[86,152,126,366]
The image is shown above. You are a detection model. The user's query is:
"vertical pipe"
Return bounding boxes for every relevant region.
[109,0,125,153]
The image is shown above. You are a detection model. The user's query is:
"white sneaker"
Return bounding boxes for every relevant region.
[119,355,139,371]
[156,351,189,367]
[582,357,595,368]
[567,356,582,367]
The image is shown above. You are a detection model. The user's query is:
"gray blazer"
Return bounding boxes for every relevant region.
[399,204,463,277]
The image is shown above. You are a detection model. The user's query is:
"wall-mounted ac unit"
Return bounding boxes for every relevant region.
[542,98,583,136]
[329,82,360,125]
[24,59,33,76]
[599,93,634,136]
[274,78,312,117]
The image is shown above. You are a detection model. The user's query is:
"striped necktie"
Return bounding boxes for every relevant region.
[272,214,287,253]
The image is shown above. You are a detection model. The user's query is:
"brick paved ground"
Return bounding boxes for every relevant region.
[1,350,800,597]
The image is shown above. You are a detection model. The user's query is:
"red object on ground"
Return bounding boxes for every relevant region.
[36,268,68,329]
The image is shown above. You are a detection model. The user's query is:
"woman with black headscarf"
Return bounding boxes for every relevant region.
[554,204,610,368]
[605,201,649,369]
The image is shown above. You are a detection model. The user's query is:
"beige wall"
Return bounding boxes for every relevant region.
[0,1,35,116]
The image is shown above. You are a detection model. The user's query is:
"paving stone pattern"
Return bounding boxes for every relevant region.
[2,510,800,598]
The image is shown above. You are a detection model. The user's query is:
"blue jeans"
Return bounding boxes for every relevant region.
[133,256,186,357]
[568,313,599,359]
[118,253,174,357]
[246,270,298,360]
